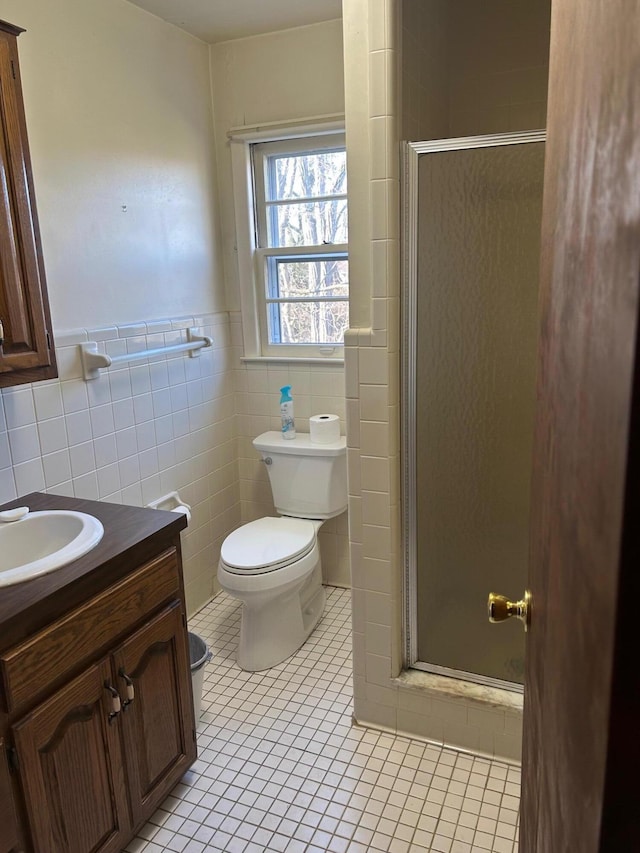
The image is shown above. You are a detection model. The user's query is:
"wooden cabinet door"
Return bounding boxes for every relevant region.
[0,25,56,386]
[112,602,196,827]
[0,737,19,853]
[12,658,130,853]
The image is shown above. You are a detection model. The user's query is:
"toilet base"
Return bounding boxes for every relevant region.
[236,563,325,672]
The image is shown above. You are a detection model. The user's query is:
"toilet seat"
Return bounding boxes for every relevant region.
[220,517,316,575]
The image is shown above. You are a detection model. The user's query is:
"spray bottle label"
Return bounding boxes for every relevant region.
[279,385,296,439]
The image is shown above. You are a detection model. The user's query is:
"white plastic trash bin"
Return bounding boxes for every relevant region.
[188,632,212,724]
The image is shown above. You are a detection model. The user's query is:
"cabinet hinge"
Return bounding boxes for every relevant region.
[6,744,19,773]
[192,728,197,743]
[181,613,186,628]
[46,329,51,350]
[10,59,15,80]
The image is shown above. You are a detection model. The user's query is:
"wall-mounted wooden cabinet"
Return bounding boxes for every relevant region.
[0,20,56,388]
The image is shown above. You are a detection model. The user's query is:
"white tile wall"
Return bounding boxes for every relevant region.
[0,313,240,616]
[0,309,351,611]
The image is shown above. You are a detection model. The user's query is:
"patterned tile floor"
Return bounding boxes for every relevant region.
[124,588,521,853]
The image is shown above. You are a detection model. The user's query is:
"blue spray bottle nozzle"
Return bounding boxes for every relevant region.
[280,385,293,403]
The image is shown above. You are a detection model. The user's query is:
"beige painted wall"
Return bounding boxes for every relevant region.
[401,0,551,141]
[0,0,224,330]
[401,0,448,141]
[209,20,345,313]
[210,22,350,587]
[447,0,550,136]
[0,0,239,615]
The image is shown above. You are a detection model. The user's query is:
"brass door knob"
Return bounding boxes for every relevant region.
[487,590,531,632]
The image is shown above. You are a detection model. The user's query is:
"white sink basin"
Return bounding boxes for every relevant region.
[0,509,104,587]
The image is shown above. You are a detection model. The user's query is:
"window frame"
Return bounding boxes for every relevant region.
[229,122,348,361]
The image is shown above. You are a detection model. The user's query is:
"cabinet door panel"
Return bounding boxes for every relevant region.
[13,659,130,853]
[0,737,19,853]
[113,602,195,826]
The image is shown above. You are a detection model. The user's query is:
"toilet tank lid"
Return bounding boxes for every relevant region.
[253,431,346,457]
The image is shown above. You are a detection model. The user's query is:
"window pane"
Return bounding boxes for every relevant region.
[267,150,347,202]
[267,300,349,345]
[268,258,349,299]
[267,199,348,247]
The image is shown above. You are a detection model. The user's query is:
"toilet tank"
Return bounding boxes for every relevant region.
[253,431,347,519]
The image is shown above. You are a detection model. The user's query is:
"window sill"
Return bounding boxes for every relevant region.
[240,356,344,366]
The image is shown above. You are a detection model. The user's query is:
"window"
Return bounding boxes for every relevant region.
[249,133,348,358]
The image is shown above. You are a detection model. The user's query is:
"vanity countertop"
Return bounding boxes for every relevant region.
[0,492,187,650]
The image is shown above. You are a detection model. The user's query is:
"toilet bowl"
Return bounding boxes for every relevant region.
[218,517,326,671]
[217,431,347,671]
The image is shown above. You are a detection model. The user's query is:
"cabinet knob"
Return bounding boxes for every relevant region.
[118,668,135,709]
[104,682,122,724]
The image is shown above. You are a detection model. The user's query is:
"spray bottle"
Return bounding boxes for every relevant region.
[280,385,296,439]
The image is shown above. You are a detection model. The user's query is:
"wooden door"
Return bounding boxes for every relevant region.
[521,0,640,850]
[12,658,130,853]
[112,602,196,828]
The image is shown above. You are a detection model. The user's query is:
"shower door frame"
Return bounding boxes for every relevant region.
[401,130,546,692]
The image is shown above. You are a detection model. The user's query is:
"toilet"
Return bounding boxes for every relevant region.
[217,430,347,671]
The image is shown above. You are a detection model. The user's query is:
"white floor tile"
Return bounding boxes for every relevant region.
[126,588,520,852]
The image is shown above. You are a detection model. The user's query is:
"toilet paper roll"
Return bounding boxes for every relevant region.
[309,413,341,444]
[171,504,192,524]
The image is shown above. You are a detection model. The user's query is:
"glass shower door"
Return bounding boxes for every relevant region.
[403,133,545,688]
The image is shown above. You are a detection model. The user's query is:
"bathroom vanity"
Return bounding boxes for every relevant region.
[0,493,196,853]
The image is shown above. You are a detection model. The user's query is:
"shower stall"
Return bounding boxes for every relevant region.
[402,131,545,691]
